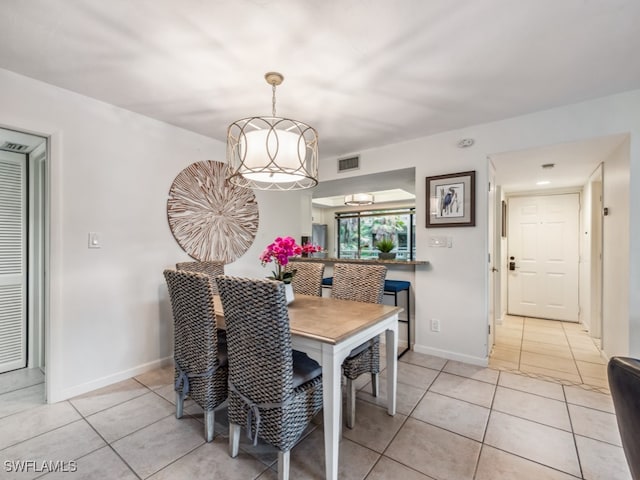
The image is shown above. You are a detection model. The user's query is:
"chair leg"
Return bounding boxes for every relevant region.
[371,372,379,397]
[229,423,241,457]
[175,392,184,419]
[204,410,215,442]
[346,378,356,429]
[278,450,290,480]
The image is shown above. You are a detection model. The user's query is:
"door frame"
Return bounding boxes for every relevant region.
[0,120,61,403]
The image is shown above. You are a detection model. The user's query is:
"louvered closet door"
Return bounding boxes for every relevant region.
[0,152,26,373]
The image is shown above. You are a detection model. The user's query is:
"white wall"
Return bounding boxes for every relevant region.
[0,68,305,401]
[602,139,630,356]
[319,89,640,365]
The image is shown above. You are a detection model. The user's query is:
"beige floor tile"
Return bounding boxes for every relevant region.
[148,437,269,480]
[112,415,205,478]
[494,335,523,348]
[0,383,45,419]
[562,321,588,331]
[134,365,174,390]
[571,350,606,364]
[518,364,582,384]
[0,368,44,395]
[366,457,435,480]
[520,351,580,375]
[87,391,175,443]
[442,360,499,384]
[525,318,565,328]
[503,314,524,324]
[582,375,610,390]
[576,360,608,379]
[498,371,564,400]
[386,418,481,480]
[42,445,138,480]
[411,391,490,441]
[0,420,105,475]
[357,374,426,416]
[496,325,524,336]
[488,358,519,370]
[429,373,496,408]
[521,340,573,359]
[342,400,407,453]
[564,385,614,413]
[484,411,580,477]
[399,351,447,371]
[575,435,632,480]
[568,404,622,446]
[522,331,569,346]
[286,427,380,480]
[475,445,578,480]
[70,378,150,417]
[570,342,601,355]
[492,386,571,431]
[392,362,440,390]
[0,401,81,450]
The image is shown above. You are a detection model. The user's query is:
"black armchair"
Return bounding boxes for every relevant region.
[608,356,640,480]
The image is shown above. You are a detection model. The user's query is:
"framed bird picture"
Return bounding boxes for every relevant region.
[426,171,476,227]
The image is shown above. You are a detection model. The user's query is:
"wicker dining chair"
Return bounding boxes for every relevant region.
[163,269,228,442]
[331,263,387,429]
[176,261,225,295]
[285,261,325,297]
[216,276,323,480]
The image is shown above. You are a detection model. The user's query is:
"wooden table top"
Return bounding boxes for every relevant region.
[214,294,402,345]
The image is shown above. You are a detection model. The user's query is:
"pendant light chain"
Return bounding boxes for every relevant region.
[271,82,277,117]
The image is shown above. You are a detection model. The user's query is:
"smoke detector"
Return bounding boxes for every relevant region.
[457,138,474,148]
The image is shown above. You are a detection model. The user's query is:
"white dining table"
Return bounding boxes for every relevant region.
[215,293,401,480]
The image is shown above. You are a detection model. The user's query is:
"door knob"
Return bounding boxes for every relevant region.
[509,256,516,271]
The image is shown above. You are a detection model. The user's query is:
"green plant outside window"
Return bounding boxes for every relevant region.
[336,208,415,260]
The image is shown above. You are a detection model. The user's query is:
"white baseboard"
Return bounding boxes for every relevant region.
[412,344,488,367]
[53,356,173,403]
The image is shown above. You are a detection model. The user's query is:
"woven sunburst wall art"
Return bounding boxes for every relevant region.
[167,160,259,263]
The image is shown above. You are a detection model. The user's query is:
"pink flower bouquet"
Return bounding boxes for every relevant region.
[259,236,321,283]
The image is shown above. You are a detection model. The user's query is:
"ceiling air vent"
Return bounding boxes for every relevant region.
[0,141,30,153]
[337,155,359,172]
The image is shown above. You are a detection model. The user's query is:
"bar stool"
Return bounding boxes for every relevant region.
[322,277,411,358]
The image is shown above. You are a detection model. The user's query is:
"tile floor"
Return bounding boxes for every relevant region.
[489,315,610,393]
[0,348,631,479]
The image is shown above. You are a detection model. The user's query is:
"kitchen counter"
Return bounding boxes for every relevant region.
[292,256,428,266]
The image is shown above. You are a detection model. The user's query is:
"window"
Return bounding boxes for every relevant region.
[336,208,415,260]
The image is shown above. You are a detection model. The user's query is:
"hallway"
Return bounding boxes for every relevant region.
[490,316,609,393]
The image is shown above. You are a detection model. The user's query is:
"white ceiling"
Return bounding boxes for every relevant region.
[491,134,628,193]
[1,0,639,162]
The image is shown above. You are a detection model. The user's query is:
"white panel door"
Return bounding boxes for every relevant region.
[507,194,579,321]
[0,152,26,373]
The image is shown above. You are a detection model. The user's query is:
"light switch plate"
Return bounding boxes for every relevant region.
[428,236,450,248]
[88,232,102,249]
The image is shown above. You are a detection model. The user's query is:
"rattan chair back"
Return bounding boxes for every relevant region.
[285,261,325,296]
[331,263,387,304]
[163,269,227,410]
[216,275,323,452]
[176,261,225,295]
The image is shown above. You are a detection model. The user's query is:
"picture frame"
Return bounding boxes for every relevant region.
[426,170,476,227]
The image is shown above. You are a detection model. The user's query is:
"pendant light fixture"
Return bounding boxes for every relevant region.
[344,193,375,206]
[227,72,319,191]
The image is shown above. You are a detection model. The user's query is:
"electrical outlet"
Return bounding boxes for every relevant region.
[431,319,441,332]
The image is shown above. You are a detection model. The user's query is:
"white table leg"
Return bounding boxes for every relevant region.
[322,345,342,480]
[385,320,398,415]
